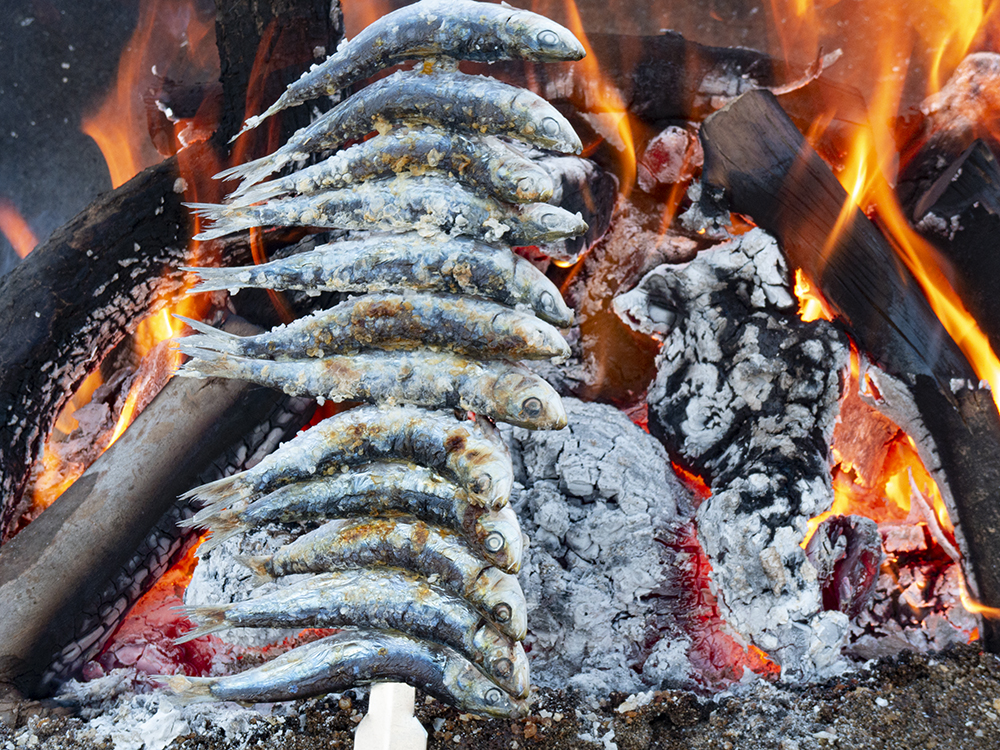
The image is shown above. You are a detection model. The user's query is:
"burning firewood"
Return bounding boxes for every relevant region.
[695,87,1000,651]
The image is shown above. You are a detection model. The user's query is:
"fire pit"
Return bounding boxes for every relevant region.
[2,0,1000,748]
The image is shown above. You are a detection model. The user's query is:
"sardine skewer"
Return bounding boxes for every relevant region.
[189,174,588,245]
[241,516,527,640]
[218,70,583,190]
[177,348,568,431]
[186,462,526,574]
[162,629,527,717]
[176,291,570,363]
[183,233,575,328]
[176,567,529,698]
[229,129,555,205]
[236,0,585,138]
[181,405,513,511]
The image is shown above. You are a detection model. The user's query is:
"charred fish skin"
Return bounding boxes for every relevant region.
[247,516,527,640]
[188,462,525,573]
[218,70,583,189]
[184,233,575,328]
[190,174,588,245]
[177,292,570,362]
[181,405,514,511]
[236,0,586,137]
[229,129,555,206]
[177,567,529,698]
[178,348,568,430]
[162,629,527,717]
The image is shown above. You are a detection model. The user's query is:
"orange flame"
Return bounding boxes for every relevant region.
[81,0,218,187]
[0,199,38,258]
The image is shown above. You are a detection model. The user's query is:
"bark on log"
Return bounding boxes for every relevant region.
[913,140,1000,360]
[698,89,1000,650]
[0,369,306,700]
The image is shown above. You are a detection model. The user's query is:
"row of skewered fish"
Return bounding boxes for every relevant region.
[162,0,588,718]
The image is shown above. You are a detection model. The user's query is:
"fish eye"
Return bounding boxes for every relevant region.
[541,116,561,136]
[537,29,559,47]
[484,531,506,553]
[538,290,556,312]
[493,602,512,623]
[521,397,543,417]
[484,687,504,705]
[494,658,514,678]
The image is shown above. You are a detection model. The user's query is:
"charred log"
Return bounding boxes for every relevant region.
[0,365,311,701]
[697,88,1000,650]
[913,140,1000,360]
[615,229,851,677]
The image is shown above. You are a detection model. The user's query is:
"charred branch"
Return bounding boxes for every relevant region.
[697,88,1000,649]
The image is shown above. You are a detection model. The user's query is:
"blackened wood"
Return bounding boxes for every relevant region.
[698,88,974,387]
[214,0,343,145]
[913,140,1000,359]
[911,380,1000,651]
[466,31,865,130]
[0,148,206,540]
[0,370,303,699]
[698,88,1000,648]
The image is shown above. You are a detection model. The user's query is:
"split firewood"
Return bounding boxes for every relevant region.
[697,88,1000,651]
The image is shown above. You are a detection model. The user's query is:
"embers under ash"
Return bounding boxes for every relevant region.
[615,228,852,678]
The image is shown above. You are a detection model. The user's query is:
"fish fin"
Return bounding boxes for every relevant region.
[173,321,243,356]
[234,554,274,583]
[159,674,216,703]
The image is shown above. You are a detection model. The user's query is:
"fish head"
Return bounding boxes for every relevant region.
[513,166,556,204]
[504,11,586,62]
[513,93,583,154]
[473,504,524,573]
[512,258,575,327]
[443,655,529,718]
[507,312,571,362]
[492,369,567,430]
[477,567,527,641]
[517,204,588,244]
[472,628,531,699]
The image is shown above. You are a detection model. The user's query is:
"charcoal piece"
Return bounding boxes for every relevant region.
[637,125,703,192]
[913,139,1000,360]
[804,515,882,619]
[615,228,851,678]
[501,399,695,694]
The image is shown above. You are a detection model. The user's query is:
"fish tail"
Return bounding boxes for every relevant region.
[228,92,295,144]
[193,523,243,554]
[228,179,285,206]
[174,605,230,644]
[234,554,274,583]
[173,318,243,356]
[182,266,249,294]
[178,347,246,381]
[180,473,248,507]
[213,151,291,193]
[159,674,216,704]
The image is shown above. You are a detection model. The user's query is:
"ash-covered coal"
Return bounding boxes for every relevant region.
[501,398,697,695]
[614,228,852,679]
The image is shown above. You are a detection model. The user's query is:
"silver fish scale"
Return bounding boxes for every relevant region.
[172,0,588,719]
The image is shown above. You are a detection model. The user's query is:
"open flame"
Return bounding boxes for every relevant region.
[0,199,38,259]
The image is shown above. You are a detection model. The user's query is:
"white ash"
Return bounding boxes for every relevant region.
[184,527,310,648]
[614,228,852,679]
[501,398,699,696]
[52,669,291,750]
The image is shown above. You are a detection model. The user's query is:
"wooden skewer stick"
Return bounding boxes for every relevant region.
[354,682,427,750]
